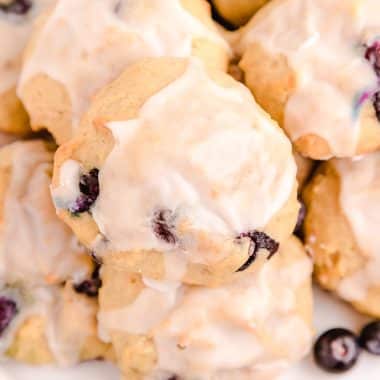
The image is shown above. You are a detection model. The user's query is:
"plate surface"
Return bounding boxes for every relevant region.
[1,287,379,379]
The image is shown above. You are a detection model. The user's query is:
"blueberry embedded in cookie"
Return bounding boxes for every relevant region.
[73,263,102,297]
[70,168,100,214]
[0,296,18,336]
[236,230,279,272]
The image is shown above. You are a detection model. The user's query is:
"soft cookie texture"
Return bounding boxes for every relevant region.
[236,0,380,159]
[0,140,92,286]
[303,152,380,317]
[1,283,113,365]
[0,0,53,135]
[98,236,313,380]
[211,0,270,27]
[0,131,17,148]
[18,0,230,144]
[51,57,299,286]
[294,150,314,191]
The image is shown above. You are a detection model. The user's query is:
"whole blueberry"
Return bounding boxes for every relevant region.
[314,328,360,373]
[0,297,18,336]
[359,321,380,355]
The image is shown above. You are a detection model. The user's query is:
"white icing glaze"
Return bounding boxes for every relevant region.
[0,0,53,93]
[98,254,313,379]
[0,141,88,286]
[52,159,82,210]
[332,152,380,301]
[18,0,228,133]
[82,60,296,270]
[238,0,380,158]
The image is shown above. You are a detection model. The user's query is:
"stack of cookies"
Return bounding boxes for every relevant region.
[1,0,379,379]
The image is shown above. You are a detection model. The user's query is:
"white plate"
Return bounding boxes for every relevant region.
[1,287,380,379]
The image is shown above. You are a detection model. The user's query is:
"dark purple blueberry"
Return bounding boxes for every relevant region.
[373,91,380,122]
[70,168,99,214]
[236,230,279,272]
[359,321,380,355]
[294,199,306,236]
[314,328,360,373]
[152,209,177,244]
[0,297,18,336]
[74,263,102,297]
[0,0,32,15]
[365,42,380,77]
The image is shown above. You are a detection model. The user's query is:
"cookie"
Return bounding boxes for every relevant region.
[236,0,380,159]
[0,140,92,286]
[0,131,17,148]
[18,0,230,144]
[1,282,113,365]
[303,151,380,317]
[211,0,270,27]
[0,0,53,135]
[51,57,299,286]
[98,236,313,380]
[294,150,314,190]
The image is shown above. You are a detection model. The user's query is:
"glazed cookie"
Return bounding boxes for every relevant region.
[0,282,112,365]
[236,0,380,159]
[98,236,313,380]
[18,0,230,144]
[211,0,270,27]
[0,0,53,135]
[51,57,299,286]
[303,151,380,317]
[0,140,92,286]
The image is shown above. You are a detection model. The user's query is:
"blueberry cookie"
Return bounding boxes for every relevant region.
[236,0,380,159]
[18,0,230,144]
[51,57,299,286]
[98,236,313,380]
[211,0,270,27]
[0,140,92,286]
[0,0,53,135]
[303,151,380,317]
[1,283,113,365]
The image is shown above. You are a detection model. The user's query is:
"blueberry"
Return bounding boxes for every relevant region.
[152,209,177,244]
[314,328,360,373]
[0,0,32,15]
[294,199,306,237]
[70,168,99,214]
[365,42,380,77]
[359,321,380,355]
[74,263,102,297]
[236,230,279,272]
[0,297,18,336]
[373,91,380,122]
